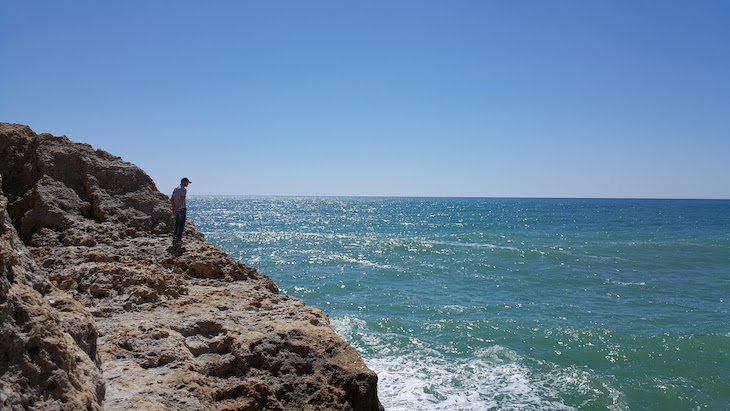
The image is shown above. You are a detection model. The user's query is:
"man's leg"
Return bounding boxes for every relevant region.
[173,209,186,243]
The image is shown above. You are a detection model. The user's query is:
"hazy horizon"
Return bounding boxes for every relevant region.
[185,193,730,201]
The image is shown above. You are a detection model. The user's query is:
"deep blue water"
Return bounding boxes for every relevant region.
[189,197,730,410]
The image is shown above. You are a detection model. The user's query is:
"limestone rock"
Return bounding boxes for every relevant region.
[0,123,383,410]
[1,171,104,410]
[0,123,172,243]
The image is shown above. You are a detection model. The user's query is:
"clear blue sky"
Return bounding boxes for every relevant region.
[1,1,728,198]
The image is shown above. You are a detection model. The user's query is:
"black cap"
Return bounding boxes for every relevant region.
[181,178,191,183]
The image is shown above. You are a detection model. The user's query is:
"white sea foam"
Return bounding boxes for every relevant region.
[428,240,521,252]
[318,252,394,270]
[611,281,647,287]
[330,316,619,411]
[366,352,581,411]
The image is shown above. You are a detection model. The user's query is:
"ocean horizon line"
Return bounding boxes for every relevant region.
[187,194,730,201]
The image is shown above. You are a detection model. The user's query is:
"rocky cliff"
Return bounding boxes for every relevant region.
[0,123,383,411]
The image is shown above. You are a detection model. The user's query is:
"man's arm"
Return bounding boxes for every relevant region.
[171,190,179,212]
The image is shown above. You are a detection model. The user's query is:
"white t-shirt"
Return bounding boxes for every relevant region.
[172,185,187,210]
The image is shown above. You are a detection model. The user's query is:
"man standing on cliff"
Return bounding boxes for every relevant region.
[171,177,191,247]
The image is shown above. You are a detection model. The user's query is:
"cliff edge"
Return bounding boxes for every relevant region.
[0,123,383,411]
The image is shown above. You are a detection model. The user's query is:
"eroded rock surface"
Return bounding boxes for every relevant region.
[0,123,383,410]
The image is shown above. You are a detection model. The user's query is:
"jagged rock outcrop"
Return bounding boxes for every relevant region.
[0,123,383,411]
[1,165,105,409]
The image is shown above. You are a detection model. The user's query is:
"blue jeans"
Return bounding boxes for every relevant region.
[174,209,186,241]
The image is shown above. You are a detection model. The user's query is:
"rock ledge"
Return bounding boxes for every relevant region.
[0,123,383,411]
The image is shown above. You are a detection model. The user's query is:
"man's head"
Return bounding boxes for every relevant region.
[181,177,191,187]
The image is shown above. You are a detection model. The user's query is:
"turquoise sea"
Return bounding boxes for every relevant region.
[189,197,730,411]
